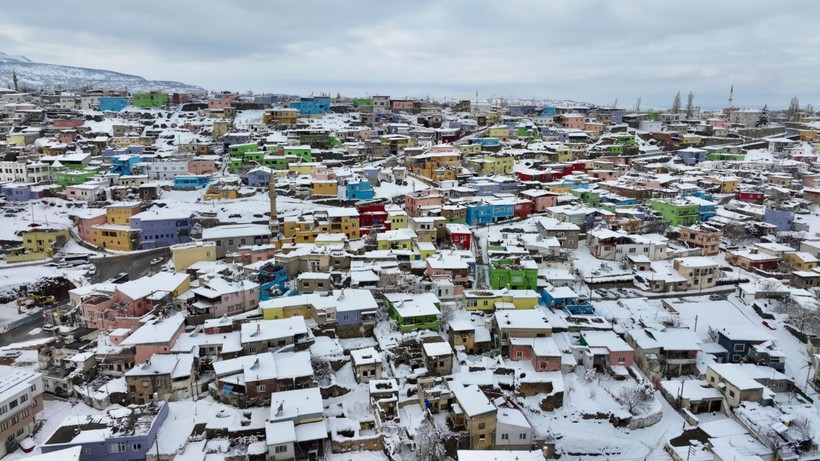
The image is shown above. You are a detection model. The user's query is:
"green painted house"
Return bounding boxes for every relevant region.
[570,187,601,206]
[649,199,699,226]
[283,145,313,162]
[131,92,169,108]
[489,258,539,291]
[385,293,441,331]
[55,167,100,187]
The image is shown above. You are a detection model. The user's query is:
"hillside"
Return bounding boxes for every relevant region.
[0,51,205,94]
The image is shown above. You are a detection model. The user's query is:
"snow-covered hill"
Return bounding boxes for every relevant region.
[0,51,205,94]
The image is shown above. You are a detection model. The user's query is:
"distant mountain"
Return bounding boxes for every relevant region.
[0,52,205,94]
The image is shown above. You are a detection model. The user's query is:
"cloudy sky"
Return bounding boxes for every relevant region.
[1,0,818,109]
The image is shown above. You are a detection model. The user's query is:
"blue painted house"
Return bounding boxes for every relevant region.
[290,96,331,115]
[465,200,514,226]
[763,208,794,231]
[99,96,128,112]
[539,106,558,118]
[247,166,273,188]
[130,208,194,249]
[110,155,142,176]
[256,263,288,301]
[40,401,168,460]
[677,147,707,165]
[346,180,375,201]
[173,175,210,190]
[469,137,501,148]
[715,329,783,371]
[2,183,46,202]
[540,286,595,315]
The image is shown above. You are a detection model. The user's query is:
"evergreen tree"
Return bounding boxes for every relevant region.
[672,92,681,114]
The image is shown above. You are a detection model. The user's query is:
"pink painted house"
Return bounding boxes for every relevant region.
[580,331,634,371]
[390,100,415,112]
[404,191,444,217]
[518,189,559,212]
[588,170,623,181]
[188,157,218,175]
[509,337,562,372]
[190,275,260,321]
[237,245,278,264]
[70,209,107,243]
[311,165,337,181]
[208,98,233,110]
[425,252,471,295]
[560,113,586,130]
[120,314,186,363]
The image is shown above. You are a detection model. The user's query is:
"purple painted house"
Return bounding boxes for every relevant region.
[2,183,47,201]
[130,208,194,249]
[40,400,168,461]
[763,208,795,232]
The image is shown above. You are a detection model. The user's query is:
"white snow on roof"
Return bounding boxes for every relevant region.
[120,314,185,346]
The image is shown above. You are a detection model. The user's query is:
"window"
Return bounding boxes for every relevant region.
[257,384,266,393]
[519,433,527,439]
[478,422,486,430]
[8,399,17,410]
[728,390,736,398]
[618,357,625,363]
[501,433,509,440]
[733,344,745,352]
[132,443,142,451]
[275,445,288,454]
[19,394,27,403]
[109,442,127,453]
[515,351,523,358]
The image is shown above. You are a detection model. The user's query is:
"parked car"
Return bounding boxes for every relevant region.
[0,350,22,359]
[150,257,163,265]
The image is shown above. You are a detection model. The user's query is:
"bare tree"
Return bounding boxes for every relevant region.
[616,383,654,415]
[790,415,814,446]
[311,357,333,387]
[788,96,801,122]
[722,222,753,247]
[672,92,682,114]
[415,418,446,461]
[685,91,695,118]
[438,301,459,331]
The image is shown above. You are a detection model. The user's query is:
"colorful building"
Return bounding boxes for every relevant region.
[488,259,538,290]
[649,199,700,226]
[131,92,169,107]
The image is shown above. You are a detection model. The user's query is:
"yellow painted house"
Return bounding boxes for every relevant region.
[105,202,142,226]
[22,228,70,253]
[704,176,739,193]
[487,125,512,140]
[289,162,319,175]
[462,289,540,311]
[313,180,338,197]
[376,228,417,251]
[91,224,140,251]
[550,145,574,163]
[458,144,482,155]
[784,252,818,271]
[546,181,574,193]
[388,210,408,229]
[468,154,514,175]
[414,241,437,260]
[171,241,217,272]
[7,228,71,262]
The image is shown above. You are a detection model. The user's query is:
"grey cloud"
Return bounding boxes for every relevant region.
[0,0,818,108]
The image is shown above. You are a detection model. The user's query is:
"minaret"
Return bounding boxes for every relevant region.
[12,70,18,92]
[728,84,734,109]
[268,170,279,235]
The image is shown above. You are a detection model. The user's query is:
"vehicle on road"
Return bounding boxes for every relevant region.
[0,350,22,359]
[85,266,96,276]
[62,254,91,266]
[150,257,163,265]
